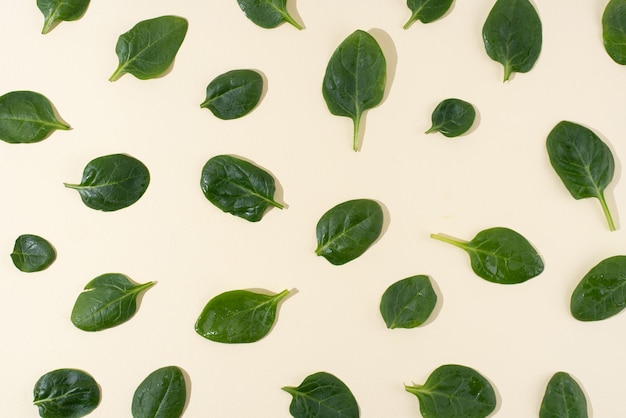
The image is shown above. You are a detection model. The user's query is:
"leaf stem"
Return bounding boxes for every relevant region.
[352,115,361,152]
[599,194,617,231]
[281,13,303,30]
[404,384,424,395]
[429,233,469,249]
[403,15,417,30]
[109,66,125,82]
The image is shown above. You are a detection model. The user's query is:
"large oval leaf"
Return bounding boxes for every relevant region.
[236,0,303,29]
[404,0,454,29]
[37,0,90,34]
[11,234,56,273]
[603,0,626,64]
[379,275,437,329]
[539,372,588,418]
[33,368,100,418]
[132,366,187,418]
[200,69,264,120]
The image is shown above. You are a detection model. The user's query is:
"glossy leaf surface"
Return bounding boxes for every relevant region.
[431,227,544,284]
[315,199,383,265]
[0,90,69,144]
[482,0,542,81]
[37,0,90,34]
[425,98,476,137]
[405,364,496,418]
[236,0,303,29]
[603,0,626,64]
[540,372,588,418]
[11,234,56,272]
[132,366,187,418]
[200,69,263,120]
[33,368,100,418]
[323,30,386,151]
[404,0,454,29]
[282,371,359,418]
[110,15,188,81]
[380,275,437,329]
[547,120,616,231]
[71,273,154,331]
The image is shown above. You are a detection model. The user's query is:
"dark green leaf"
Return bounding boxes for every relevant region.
[64,153,150,212]
[110,15,188,81]
[132,366,187,418]
[425,98,476,137]
[404,0,454,29]
[200,69,264,120]
[0,90,70,144]
[33,368,100,418]
[540,372,588,418]
[282,371,359,418]
[37,0,90,34]
[315,199,384,265]
[322,30,387,151]
[603,0,626,64]
[200,154,284,222]
[11,234,56,272]
[547,120,616,231]
[71,273,155,331]
[430,227,544,284]
[405,364,496,418]
[195,289,289,343]
[380,275,437,329]
[236,0,303,29]
[482,0,542,81]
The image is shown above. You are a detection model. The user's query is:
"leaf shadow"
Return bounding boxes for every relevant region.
[254,69,269,113]
[420,276,443,327]
[286,0,305,29]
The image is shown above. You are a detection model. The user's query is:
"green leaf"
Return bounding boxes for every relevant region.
[540,372,588,418]
[603,0,626,64]
[430,227,544,284]
[37,0,90,34]
[315,199,384,265]
[200,154,284,222]
[195,289,289,343]
[0,90,70,144]
[547,120,616,231]
[570,255,626,321]
[282,371,360,418]
[236,0,303,29]
[33,368,100,418]
[380,275,437,329]
[200,69,264,120]
[132,366,187,418]
[322,30,387,151]
[482,0,542,81]
[405,364,497,418]
[425,98,476,137]
[110,15,188,81]
[404,0,454,29]
[71,273,154,331]
[11,234,56,272]
[64,153,150,212]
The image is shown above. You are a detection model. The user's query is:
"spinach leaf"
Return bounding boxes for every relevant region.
[322,30,386,151]
[425,98,476,137]
[200,69,264,120]
[603,0,626,64]
[405,364,496,418]
[37,0,90,34]
[282,371,359,418]
[236,0,303,29]
[0,90,70,144]
[380,275,437,329]
[571,255,626,321]
[110,15,188,81]
[540,372,588,418]
[71,273,154,331]
[195,289,289,343]
[430,227,544,284]
[482,0,542,81]
[200,154,284,222]
[547,120,617,231]
[404,0,454,29]
[11,234,56,272]
[315,199,384,265]
[132,366,187,418]
[64,153,150,212]
[33,368,100,418]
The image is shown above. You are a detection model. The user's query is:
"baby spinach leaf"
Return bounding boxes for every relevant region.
[603,0,626,64]
[430,227,544,284]
[380,275,437,329]
[540,372,588,418]
[236,0,303,29]
[11,234,56,272]
[37,0,90,34]
[71,273,154,331]
[200,69,264,120]
[404,0,454,29]
[571,255,626,321]
[322,30,386,151]
[282,371,360,418]
[110,15,188,81]
[547,120,617,231]
[195,289,289,343]
[482,0,542,81]
[405,364,496,418]
[0,90,70,144]
[132,366,187,418]
[200,154,284,222]
[64,153,150,212]
[315,199,384,265]
[33,368,100,418]
[425,98,476,137]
